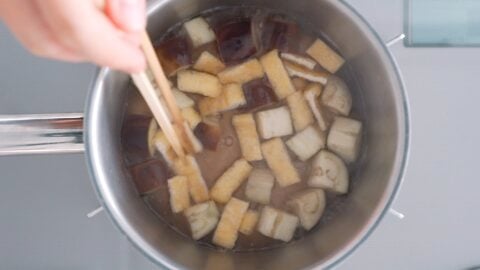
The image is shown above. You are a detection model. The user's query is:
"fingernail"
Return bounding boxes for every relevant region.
[121,0,146,31]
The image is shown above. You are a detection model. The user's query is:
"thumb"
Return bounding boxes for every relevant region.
[106,0,146,32]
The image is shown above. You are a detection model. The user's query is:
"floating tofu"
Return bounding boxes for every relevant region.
[306,39,345,74]
[210,159,253,204]
[259,50,296,99]
[280,53,317,70]
[284,61,329,85]
[193,51,226,74]
[168,176,191,213]
[308,150,349,194]
[147,119,158,156]
[198,84,247,116]
[181,107,202,129]
[183,17,216,47]
[217,59,265,84]
[239,210,260,235]
[287,91,314,132]
[304,84,329,131]
[213,198,249,249]
[321,76,352,116]
[327,117,362,163]
[185,201,219,240]
[245,168,275,204]
[177,70,222,97]
[261,138,300,187]
[257,206,299,242]
[256,106,293,139]
[287,189,326,230]
[232,114,263,161]
[286,126,325,161]
[172,89,195,109]
[173,155,210,203]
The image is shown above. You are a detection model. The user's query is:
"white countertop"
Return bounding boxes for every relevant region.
[1,0,479,269]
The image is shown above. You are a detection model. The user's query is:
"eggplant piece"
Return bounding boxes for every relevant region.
[281,53,317,70]
[241,78,278,111]
[287,189,326,230]
[327,117,362,163]
[215,19,257,64]
[284,61,329,85]
[129,159,172,195]
[245,168,275,204]
[257,206,299,242]
[304,84,330,131]
[121,115,152,165]
[193,121,222,151]
[308,150,349,194]
[322,76,352,116]
[185,201,220,240]
[286,125,325,161]
[257,16,299,53]
[256,106,293,139]
[155,36,192,76]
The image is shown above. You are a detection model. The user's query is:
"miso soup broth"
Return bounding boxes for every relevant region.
[121,6,366,252]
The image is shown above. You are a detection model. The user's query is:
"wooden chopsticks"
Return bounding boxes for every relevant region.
[130,30,192,157]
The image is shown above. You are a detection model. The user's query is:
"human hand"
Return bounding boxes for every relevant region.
[0,0,147,73]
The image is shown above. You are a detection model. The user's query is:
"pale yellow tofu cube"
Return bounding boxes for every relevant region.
[177,70,222,97]
[168,176,191,213]
[194,51,226,74]
[181,107,202,129]
[183,17,216,47]
[306,39,345,74]
[259,49,296,99]
[232,113,263,161]
[210,159,253,204]
[173,155,210,203]
[217,59,265,84]
[261,138,300,187]
[213,198,249,249]
[198,84,246,116]
[239,210,260,235]
[287,91,314,132]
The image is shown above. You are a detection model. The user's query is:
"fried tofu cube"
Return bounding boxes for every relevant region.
[217,59,265,84]
[256,106,293,139]
[232,114,263,161]
[287,189,326,230]
[181,107,202,129]
[172,89,195,108]
[239,210,260,235]
[198,84,246,116]
[210,159,253,204]
[327,117,362,163]
[185,201,219,240]
[287,91,314,132]
[306,39,345,73]
[168,176,191,213]
[183,17,216,47]
[257,206,299,242]
[173,155,210,203]
[286,126,325,161]
[177,70,222,97]
[304,83,329,131]
[245,168,275,204]
[261,138,300,187]
[194,51,226,74]
[284,61,329,85]
[280,53,317,70]
[213,198,249,249]
[259,50,296,99]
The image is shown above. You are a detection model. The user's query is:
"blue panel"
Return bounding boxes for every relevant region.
[405,0,480,47]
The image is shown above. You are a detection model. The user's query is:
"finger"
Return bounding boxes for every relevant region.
[0,0,84,62]
[105,0,146,32]
[36,0,146,72]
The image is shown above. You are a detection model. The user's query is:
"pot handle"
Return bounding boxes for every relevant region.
[0,113,84,156]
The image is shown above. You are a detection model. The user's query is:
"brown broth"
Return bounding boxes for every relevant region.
[120,7,367,252]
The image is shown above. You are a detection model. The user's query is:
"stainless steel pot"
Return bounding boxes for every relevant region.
[0,0,409,269]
